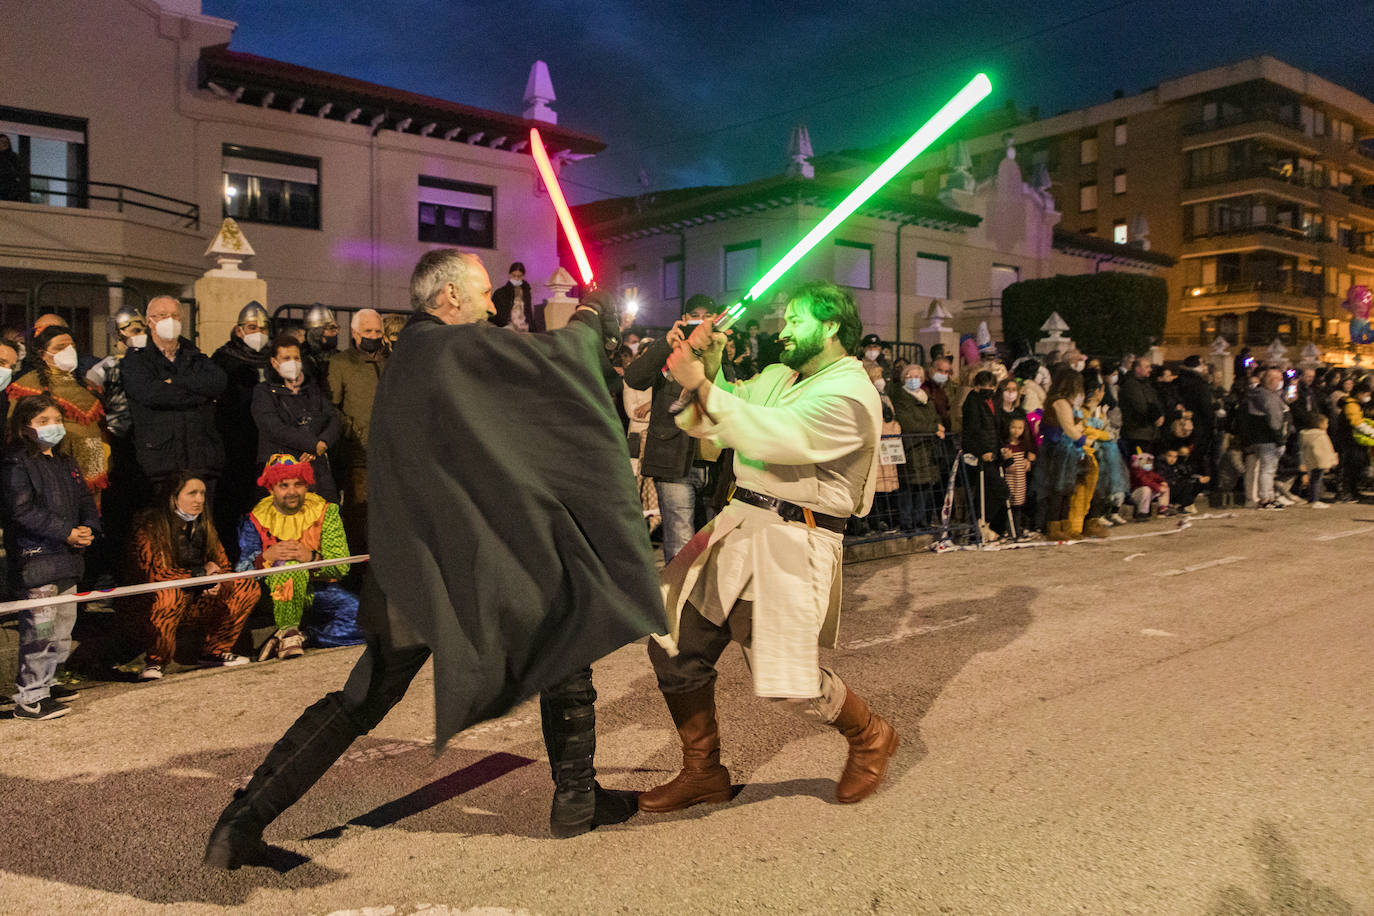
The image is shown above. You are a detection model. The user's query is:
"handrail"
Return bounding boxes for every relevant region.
[20,173,200,229]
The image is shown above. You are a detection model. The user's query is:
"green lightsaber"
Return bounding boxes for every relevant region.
[713,72,993,332]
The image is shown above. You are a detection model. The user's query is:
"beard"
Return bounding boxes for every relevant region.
[779,329,826,370]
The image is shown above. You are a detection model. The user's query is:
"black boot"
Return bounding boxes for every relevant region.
[204,692,362,869]
[539,669,636,838]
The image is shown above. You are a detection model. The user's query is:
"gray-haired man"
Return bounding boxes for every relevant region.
[328,308,387,551]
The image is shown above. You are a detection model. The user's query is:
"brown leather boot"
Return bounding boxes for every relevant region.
[1083,516,1111,539]
[638,684,732,813]
[830,689,899,804]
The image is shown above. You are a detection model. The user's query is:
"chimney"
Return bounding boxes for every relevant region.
[524,61,557,124]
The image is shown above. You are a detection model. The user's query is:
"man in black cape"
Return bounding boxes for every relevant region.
[205,249,664,868]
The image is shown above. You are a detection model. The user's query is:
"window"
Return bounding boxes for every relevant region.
[1079,182,1098,212]
[1114,120,1127,146]
[990,264,1019,298]
[223,144,320,229]
[662,255,683,301]
[416,175,493,247]
[1337,120,1355,145]
[1,105,88,208]
[916,253,949,299]
[1114,170,1127,195]
[723,240,760,291]
[619,264,638,294]
[1079,135,1098,165]
[1202,102,1218,124]
[1113,219,1128,245]
[833,240,872,289]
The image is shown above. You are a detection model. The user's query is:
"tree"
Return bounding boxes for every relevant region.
[1000,273,1168,359]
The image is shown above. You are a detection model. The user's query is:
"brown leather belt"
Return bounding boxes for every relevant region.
[730,486,848,533]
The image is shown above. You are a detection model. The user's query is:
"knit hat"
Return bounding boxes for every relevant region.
[257,453,315,489]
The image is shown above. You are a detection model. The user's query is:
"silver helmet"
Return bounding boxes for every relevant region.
[303,304,337,331]
[109,305,147,337]
[237,300,270,328]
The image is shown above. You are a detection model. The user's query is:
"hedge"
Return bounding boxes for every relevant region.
[999,272,1168,359]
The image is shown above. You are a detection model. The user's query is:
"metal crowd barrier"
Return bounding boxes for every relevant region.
[0,555,370,618]
[845,432,986,546]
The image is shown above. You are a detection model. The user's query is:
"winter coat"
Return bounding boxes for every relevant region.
[251,378,342,500]
[1119,373,1164,441]
[2,447,100,587]
[491,281,541,330]
[960,389,1000,459]
[1243,386,1289,446]
[121,339,227,480]
[889,386,942,485]
[622,336,696,479]
[7,367,109,491]
[1299,428,1339,471]
[327,346,386,468]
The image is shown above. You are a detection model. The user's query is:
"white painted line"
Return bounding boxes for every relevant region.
[843,614,978,650]
[1141,628,1178,637]
[1155,556,1247,577]
[1123,553,1146,562]
[1315,527,1374,541]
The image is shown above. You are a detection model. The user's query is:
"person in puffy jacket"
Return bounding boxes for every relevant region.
[3,394,100,720]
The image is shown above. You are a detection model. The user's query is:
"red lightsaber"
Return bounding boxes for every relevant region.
[530,127,595,288]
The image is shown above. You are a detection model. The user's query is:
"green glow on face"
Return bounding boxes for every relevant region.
[715,73,991,330]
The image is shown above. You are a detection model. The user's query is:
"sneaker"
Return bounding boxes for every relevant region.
[49,684,81,701]
[139,665,164,681]
[1275,493,1298,507]
[198,651,249,668]
[1259,500,1285,511]
[13,697,71,720]
[1310,501,1331,509]
[1180,505,1197,515]
[1108,512,1128,526]
[277,628,305,660]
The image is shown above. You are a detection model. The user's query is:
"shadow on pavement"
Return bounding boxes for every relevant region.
[1208,820,1357,915]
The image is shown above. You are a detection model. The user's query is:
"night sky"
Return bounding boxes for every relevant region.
[202,0,1374,203]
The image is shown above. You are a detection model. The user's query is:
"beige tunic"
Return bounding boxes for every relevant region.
[657,356,880,697]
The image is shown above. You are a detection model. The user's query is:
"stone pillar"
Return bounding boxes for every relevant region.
[194,219,267,350]
[542,266,580,331]
[1208,337,1233,392]
[103,271,124,358]
[1035,311,1074,358]
[916,300,958,366]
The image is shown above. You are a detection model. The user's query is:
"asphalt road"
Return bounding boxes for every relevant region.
[1,505,1371,915]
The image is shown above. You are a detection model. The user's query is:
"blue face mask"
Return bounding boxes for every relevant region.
[35,423,66,447]
[903,378,923,392]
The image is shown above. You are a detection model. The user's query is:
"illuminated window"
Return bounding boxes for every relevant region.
[1113,219,1128,245]
[223,144,320,229]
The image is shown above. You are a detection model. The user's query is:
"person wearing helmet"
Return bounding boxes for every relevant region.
[212,301,274,552]
[301,304,339,388]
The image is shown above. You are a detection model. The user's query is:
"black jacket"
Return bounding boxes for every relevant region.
[212,337,272,460]
[960,389,1000,458]
[1173,369,1216,446]
[251,378,341,500]
[491,281,541,330]
[1119,373,1163,441]
[122,339,228,480]
[2,448,100,588]
[622,336,697,479]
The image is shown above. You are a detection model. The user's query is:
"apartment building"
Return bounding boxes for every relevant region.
[906,56,1374,362]
[0,0,603,354]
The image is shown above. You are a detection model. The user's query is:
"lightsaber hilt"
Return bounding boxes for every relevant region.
[664,298,752,416]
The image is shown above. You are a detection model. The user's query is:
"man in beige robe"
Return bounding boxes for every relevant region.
[639,281,900,812]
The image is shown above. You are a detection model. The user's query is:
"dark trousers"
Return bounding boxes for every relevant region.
[1309,468,1326,503]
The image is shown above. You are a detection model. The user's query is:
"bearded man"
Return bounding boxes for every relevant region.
[639,280,900,814]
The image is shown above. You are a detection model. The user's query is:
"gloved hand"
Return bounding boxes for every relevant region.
[577,290,621,349]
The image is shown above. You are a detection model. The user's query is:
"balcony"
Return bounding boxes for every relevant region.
[0,174,205,281]
[1181,223,1322,259]
[1181,113,1320,157]
[1177,279,1322,316]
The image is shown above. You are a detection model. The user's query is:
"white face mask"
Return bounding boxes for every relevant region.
[627,341,640,356]
[864,348,881,362]
[243,331,268,352]
[932,372,949,385]
[174,507,200,522]
[155,317,182,341]
[276,359,302,381]
[0,366,11,391]
[1002,390,1018,404]
[1073,360,1086,372]
[52,345,79,373]
[128,333,148,350]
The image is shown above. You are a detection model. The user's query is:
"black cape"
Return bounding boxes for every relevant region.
[365,311,664,747]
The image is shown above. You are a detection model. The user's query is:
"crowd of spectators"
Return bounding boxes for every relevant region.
[8,280,1374,722]
[2,298,393,720]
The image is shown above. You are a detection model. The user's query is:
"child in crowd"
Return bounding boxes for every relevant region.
[999,412,1035,538]
[1128,450,1170,520]
[3,394,101,720]
[1156,447,1208,514]
[1299,414,1339,508]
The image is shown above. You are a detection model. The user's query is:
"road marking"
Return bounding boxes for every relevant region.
[1141,628,1178,637]
[843,614,978,650]
[1155,556,1246,577]
[1123,553,1146,562]
[1315,527,1374,541]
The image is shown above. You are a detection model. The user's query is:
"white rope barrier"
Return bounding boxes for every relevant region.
[0,554,370,617]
